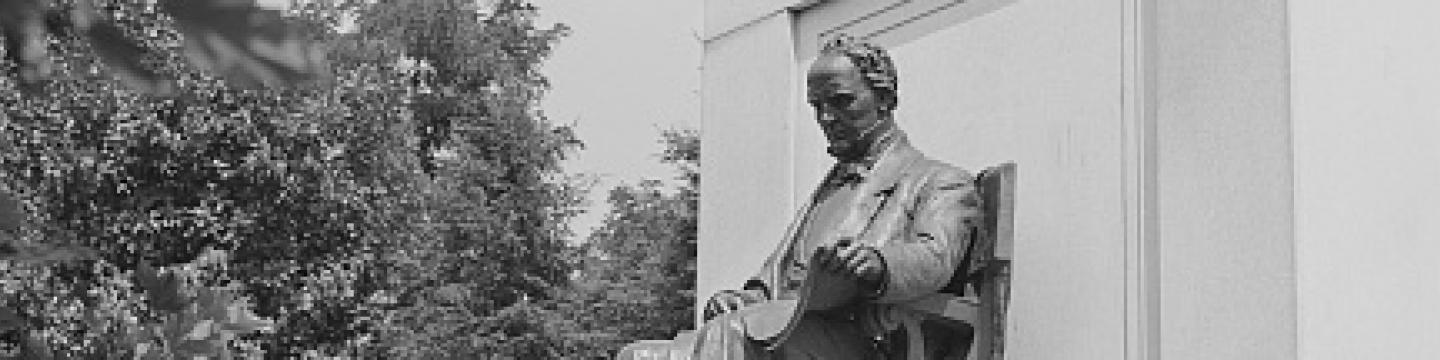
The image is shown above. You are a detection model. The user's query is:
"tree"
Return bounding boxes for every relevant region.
[1,0,582,358]
[0,0,331,95]
[339,1,584,357]
[0,0,412,355]
[555,128,699,358]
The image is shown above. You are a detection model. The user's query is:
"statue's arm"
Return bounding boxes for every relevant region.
[873,166,983,303]
[739,222,794,299]
[742,278,770,297]
[701,242,783,320]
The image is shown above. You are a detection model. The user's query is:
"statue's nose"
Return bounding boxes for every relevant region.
[818,110,839,125]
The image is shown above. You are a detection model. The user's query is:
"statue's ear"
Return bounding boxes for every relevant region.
[877,90,898,112]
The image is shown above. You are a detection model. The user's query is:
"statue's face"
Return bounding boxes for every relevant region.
[807,54,886,148]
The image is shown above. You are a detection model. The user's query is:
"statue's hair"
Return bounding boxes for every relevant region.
[819,34,898,111]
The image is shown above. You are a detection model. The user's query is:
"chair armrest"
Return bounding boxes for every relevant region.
[618,340,679,360]
[616,331,698,360]
[900,293,984,324]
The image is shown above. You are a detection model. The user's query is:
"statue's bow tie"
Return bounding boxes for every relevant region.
[832,162,869,186]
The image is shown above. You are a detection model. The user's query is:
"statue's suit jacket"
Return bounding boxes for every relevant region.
[747,132,984,304]
[680,132,985,360]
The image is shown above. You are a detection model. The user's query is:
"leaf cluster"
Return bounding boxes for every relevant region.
[0,0,331,96]
[547,129,700,358]
[2,0,585,358]
[0,1,706,359]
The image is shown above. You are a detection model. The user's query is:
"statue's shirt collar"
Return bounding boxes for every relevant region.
[831,127,904,187]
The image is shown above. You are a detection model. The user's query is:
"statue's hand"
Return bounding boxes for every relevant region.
[814,238,887,293]
[703,289,767,321]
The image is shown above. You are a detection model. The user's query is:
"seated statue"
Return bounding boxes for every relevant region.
[673,35,986,360]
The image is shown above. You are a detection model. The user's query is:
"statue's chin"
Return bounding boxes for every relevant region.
[826,139,865,160]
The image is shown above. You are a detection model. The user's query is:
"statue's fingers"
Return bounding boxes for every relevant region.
[813,245,836,269]
[707,293,733,316]
[836,244,862,270]
[817,246,829,269]
[854,260,881,282]
[739,289,763,304]
[828,249,852,273]
[843,250,862,268]
[704,300,718,319]
[844,250,870,278]
[725,295,746,312]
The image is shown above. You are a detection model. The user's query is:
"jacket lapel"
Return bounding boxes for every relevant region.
[767,165,844,296]
[836,135,923,242]
[768,133,923,294]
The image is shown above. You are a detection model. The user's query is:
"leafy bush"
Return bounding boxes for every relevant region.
[2,0,587,358]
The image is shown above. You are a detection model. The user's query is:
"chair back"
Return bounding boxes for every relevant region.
[971,162,1016,360]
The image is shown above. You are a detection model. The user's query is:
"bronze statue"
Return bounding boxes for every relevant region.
[680,35,985,359]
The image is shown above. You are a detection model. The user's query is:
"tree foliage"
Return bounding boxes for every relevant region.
[1,0,586,358]
[553,129,700,358]
[0,0,331,95]
[1,1,702,358]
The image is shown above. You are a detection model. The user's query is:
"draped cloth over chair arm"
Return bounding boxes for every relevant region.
[617,331,699,360]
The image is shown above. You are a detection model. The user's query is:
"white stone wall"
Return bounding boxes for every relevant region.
[697,11,798,324]
[695,1,1440,359]
[1291,1,1440,359]
[835,2,1133,358]
[703,1,1139,359]
[1152,1,1297,358]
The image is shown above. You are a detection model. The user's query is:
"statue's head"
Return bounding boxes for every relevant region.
[806,34,898,160]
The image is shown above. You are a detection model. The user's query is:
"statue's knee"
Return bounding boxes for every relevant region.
[776,314,877,360]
